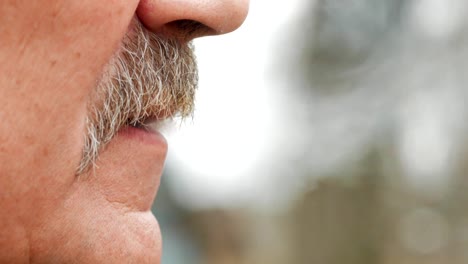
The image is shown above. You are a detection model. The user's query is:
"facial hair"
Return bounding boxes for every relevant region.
[77,20,198,175]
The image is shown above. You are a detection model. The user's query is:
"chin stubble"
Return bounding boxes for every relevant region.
[76,21,198,175]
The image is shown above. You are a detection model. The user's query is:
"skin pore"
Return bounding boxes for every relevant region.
[0,0,248,263]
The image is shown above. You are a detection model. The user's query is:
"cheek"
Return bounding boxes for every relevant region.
[0,0,139,224]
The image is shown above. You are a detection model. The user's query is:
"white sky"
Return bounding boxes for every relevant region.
[164,0,308,209]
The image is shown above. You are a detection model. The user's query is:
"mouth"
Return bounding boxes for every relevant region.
[127,115,173,135]
[120,117,169,146]
[131,118,160,133]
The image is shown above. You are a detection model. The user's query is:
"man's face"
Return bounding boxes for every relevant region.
[0,0,248,262]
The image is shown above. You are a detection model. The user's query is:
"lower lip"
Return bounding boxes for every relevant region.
[118,125,167,146]
[112,125,168,211]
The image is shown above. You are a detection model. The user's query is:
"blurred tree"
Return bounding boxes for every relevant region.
[296,0,405,95]
[291,149,384,264]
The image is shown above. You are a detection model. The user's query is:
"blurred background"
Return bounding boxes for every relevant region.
[153,0,468,263]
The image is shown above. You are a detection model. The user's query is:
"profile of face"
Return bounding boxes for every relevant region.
[0,0,248,262]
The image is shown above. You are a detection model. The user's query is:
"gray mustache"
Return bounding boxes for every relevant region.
[77,20,198,175]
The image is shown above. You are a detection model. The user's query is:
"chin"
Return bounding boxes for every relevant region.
[29,182,162,263]
[103,211,163,264]
[71,176,163,263]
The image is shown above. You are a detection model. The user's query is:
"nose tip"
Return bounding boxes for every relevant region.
[136,0,249,40]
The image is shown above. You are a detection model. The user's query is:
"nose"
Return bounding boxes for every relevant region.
[136,0,249,41]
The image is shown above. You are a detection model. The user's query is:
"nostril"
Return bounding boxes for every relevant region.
[136,0,249,40]
[165,19,217,40]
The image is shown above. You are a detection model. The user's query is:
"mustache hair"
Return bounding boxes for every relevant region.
[77,20,198,175]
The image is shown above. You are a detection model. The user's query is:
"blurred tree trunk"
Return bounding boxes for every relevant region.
[447,138,468,264]
[291,149,384,264]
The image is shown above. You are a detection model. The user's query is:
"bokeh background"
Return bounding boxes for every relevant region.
[153,0,468,263]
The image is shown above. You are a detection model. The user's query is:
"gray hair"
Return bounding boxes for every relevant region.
[77,21,198,175]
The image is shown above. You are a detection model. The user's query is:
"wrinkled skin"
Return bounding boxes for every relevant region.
[0,0,248,263]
